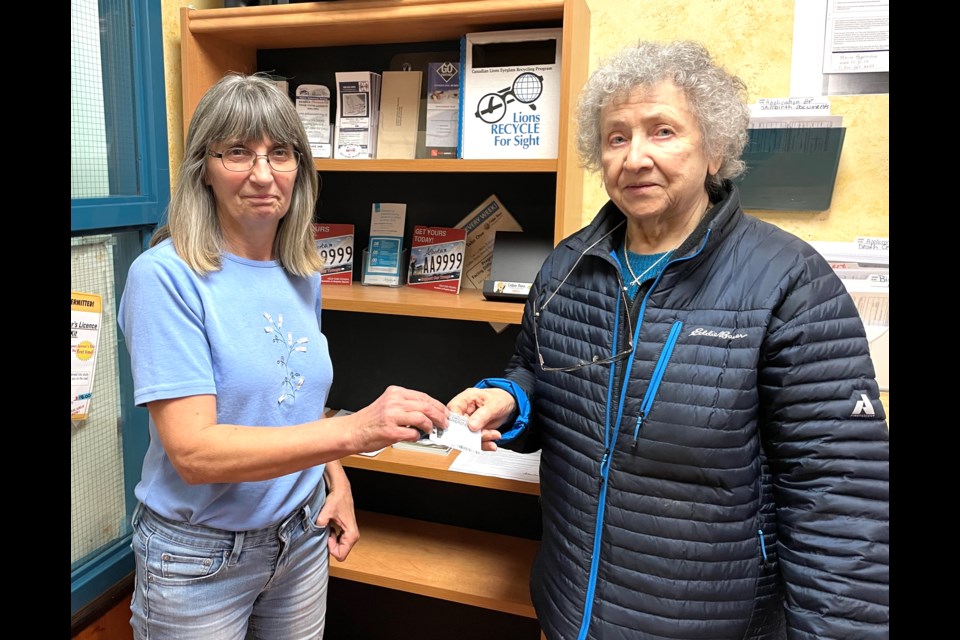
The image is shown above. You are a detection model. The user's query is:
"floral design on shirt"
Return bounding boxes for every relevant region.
[262,312,308,404]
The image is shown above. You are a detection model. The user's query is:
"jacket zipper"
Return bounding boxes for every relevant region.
[632,320,683,446]
[578,227,712,639]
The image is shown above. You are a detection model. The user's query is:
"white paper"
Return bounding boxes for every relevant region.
[296,84,332,158]
[748,97,841,129]
[790,0,889,96]
[448,448,541,484]
[822,0,889,74]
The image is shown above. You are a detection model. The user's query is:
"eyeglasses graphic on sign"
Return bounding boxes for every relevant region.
[474,72,544,124]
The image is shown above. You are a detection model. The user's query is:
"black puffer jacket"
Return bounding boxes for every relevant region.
[493,182,889,639]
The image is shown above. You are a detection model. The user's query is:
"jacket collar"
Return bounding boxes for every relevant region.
[567,180,744,262]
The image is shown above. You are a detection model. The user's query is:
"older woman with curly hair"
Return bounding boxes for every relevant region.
[449,40,889,639]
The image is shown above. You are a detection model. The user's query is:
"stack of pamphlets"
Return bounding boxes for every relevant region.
[334,71,381,159]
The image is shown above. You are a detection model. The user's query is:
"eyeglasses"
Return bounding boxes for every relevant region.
[209,147,301,172]
[532,221,634,372]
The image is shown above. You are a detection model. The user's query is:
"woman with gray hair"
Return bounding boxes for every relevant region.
[119,72,449,639]
[449,41,888,638]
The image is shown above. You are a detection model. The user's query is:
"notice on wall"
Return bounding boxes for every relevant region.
[71,291,103,422]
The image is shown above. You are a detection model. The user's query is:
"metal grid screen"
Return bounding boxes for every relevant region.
[71,0,110,198]
[71,235,128,566]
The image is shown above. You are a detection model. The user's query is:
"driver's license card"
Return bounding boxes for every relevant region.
[429,413,482,454]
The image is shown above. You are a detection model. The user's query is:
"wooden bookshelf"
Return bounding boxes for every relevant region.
[329,510,539,618]
[180,0,588,632]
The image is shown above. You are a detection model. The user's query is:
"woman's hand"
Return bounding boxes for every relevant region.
[349,385,450,453]
[316,461,358,562]
[447,387,516,451]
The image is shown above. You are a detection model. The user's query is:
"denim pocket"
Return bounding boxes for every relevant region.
[136,524,228,586]
[159,549,224,581]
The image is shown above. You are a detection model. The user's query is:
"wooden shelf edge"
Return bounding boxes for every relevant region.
[185,0,566,46]
[343,447,541,496]
[330,510,538,618]
[322,286,526,324]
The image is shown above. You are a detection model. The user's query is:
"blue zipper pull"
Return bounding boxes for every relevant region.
[758,529,769,564]
[632,412,645,448]
[598,451,609,489]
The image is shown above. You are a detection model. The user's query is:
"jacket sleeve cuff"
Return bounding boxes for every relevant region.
[475,377,529,442]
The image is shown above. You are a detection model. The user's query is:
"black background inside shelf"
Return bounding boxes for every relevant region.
[346,467,543,540]
[323,311,522,410]
[327,579,543,639]
[260,41,461,106]
[315,171,557,271]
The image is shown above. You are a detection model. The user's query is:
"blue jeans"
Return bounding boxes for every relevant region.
[129,483,329,639]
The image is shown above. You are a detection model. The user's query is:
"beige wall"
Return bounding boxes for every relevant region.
[160,0,889,410]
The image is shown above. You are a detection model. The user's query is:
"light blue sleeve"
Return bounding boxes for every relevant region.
[117,247,217,406]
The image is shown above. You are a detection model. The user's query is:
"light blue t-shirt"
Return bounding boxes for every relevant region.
[118,238,333,531]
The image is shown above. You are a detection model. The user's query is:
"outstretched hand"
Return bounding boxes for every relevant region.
[447,387,516,451]
[349,385,449,453]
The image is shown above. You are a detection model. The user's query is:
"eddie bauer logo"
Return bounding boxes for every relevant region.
[689,327,747,340]
[851,393,876,417]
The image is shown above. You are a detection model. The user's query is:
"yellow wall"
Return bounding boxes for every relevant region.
[159,0,888,415]
[582,1,888,244]
[161,0,220,185]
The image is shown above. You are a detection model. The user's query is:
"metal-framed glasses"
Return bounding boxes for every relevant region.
[209,147,301,172]
[532,221,635,372]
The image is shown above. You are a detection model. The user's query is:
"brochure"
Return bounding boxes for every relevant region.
[334,71,381,159]
[296,84,332,159]
[424,62,460,158]
[363,202,406,286]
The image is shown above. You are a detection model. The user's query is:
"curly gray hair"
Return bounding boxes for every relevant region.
[575,40,750,190]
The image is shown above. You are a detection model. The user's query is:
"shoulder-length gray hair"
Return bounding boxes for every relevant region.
[152,72,321,276]
[575,40,750,190]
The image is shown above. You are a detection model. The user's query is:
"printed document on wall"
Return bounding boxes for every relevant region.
[71,291,104,421]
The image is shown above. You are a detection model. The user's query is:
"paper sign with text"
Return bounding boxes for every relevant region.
[454,194,523,289]
[71,291,103,422]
